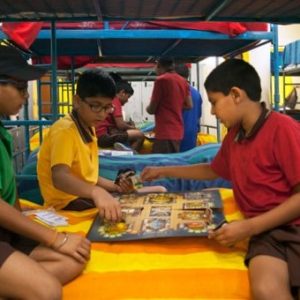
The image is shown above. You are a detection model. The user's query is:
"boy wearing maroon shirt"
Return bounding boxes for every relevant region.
[146,57,192,153]
[96,80,144,151]
[141,59,300,300]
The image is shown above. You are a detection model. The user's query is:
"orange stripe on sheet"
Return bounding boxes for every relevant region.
[63,269,249,300]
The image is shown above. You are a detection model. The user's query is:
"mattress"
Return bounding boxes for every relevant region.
[20,188,249,299]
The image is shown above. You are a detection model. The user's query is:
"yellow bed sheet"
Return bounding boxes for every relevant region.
[21,189,249,300]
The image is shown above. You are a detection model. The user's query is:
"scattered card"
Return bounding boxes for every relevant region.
[34,210,69,227]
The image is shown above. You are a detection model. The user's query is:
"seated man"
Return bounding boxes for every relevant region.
[96,80,145,152]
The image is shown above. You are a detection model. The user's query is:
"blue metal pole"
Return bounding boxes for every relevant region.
[50,20,58,120]
[2,120,53,126]
[23,100,30,158]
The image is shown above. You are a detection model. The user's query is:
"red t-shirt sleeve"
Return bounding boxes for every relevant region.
[273,120,300,187]
[112,98,123,118]
[211,131,233,181]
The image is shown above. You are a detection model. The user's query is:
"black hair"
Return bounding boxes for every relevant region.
[76,69,116,99]
[157,57,175,72]
[204,59,261,102]
[109,72,123,84]
[175,63,190,79]
[116,80,134,96]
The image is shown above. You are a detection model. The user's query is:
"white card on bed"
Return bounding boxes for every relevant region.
[34,211,69,227]
[99,149,134,156]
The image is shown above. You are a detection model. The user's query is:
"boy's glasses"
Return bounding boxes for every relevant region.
[0,79,28,96]
[81,98,114,113]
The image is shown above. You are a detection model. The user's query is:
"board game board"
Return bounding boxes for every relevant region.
[87,190,225,241]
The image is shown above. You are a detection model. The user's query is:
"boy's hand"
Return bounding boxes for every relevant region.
[127,119,135,127]
[91,187,122,221]
[53,232,91,264]
[208,219,253,247]
[140,167,162,182]
[115,174,135,193]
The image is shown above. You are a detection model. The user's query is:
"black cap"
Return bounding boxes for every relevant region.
[0,45,48,81]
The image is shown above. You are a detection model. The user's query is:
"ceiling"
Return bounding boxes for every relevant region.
[0,0,300,23]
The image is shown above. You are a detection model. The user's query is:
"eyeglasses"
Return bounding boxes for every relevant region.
[81,98,114,113]
[0,79,28,96]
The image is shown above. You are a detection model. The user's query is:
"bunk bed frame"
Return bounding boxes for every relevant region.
[0,0,300,23]
[282,39,300,120]
[0,22,279,149]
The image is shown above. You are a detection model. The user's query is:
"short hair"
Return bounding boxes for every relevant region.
[116,80,134,95]
[76,69,116,99]
[109,72,123,84]
[204,59,261,102]
[175,64,190,79]
[157,57,175,72]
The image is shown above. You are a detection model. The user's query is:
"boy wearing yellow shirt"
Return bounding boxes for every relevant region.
[38,70,125,221]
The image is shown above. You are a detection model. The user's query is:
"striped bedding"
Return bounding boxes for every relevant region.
[21,188,249,299]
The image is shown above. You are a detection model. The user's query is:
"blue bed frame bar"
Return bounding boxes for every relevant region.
[34,29,274,41]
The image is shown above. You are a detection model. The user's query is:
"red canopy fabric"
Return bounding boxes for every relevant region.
[2,22,43,50]
[84,63,156,68]
[32,56,96,70]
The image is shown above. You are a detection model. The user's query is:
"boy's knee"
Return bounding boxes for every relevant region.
[62,256,85,280]
[138,131,145,139]
[251,282,289,300]
[251,284,269,300]
[32,275,62,300]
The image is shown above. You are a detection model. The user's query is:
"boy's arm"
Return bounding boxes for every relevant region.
[147,78,162,115]
[0,198,90,263]
[141,163,219,182]
[114,116,135,130]
[146,100,159,115]
[52,164,122,221]
[98,176,135,194]
[0,198,57,246]
[183,95,193,110]
[14,196,21,211]
[249,185,300,235]
[97,176,119,192]
[210,184,300,247]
